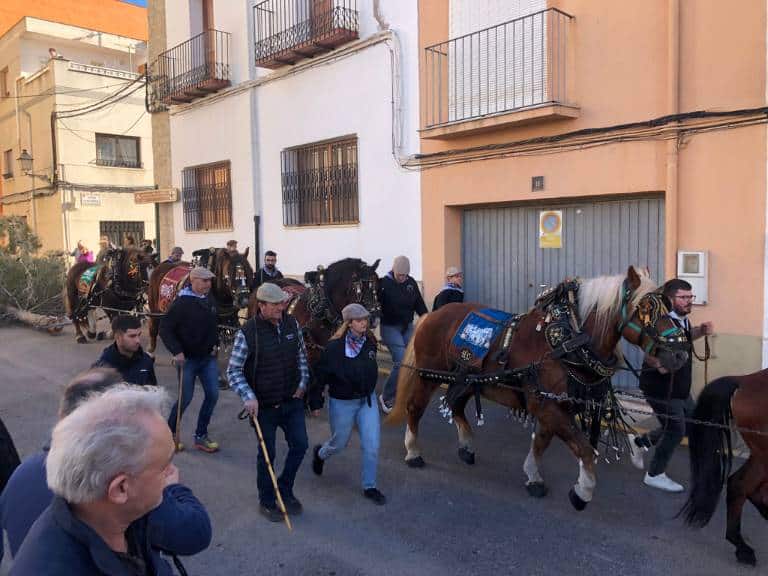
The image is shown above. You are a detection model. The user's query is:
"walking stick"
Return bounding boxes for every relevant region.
[174,364,183,452]
[243,411,292,531]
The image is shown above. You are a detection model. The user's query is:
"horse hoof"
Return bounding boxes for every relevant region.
[568,488,588,511]
[526,482,549,498]
[86,331,96,339]
[96,332,106,341]
[76,336,87,344]
[736,547,757,566]
[458,447,475,465]
[406,456,425,468]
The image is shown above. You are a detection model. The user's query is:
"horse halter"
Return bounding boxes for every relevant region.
[622,289,688,355]
[350,271,381,318]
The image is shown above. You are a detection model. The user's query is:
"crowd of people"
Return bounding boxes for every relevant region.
[0,245,715,573]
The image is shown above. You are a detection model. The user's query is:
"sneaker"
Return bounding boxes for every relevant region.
[627,434,648,470]
[194,435,219,453]
[174,441,184,453]
[363,487,386,505]
[378,394,393,415]
[312,445,324,476]
[259,502,284,523]
[644,472,684,493]
[279,493,303,515]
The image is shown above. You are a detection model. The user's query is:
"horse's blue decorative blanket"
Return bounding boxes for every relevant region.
[450,308,514,369]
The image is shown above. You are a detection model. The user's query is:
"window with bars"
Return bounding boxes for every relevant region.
[95,134,141,168]
[182,160,233,231]
[2,149,13,179]
[281,136,358,227]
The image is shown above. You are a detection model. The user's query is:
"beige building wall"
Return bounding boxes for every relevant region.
[418,0,768,391]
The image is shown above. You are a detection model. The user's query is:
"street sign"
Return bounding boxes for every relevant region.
[134,188,178,204]
[80,193,101,206]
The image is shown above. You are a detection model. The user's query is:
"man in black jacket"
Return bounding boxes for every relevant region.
[226,283,309,522]
[253,250,284,289]
[629,278,714,492]
[160,267,220,453]
[378,255,428,413]
[432,266,464,311]
[92,315,157,386]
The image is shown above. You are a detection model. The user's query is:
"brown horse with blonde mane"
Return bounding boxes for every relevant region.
[388,266,689,510]
[682,371,768,565]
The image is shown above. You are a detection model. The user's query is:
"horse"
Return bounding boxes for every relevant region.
[681,371,768,565]
[387,266,690,510]
[146,248,254,354]
[65,247,149,343]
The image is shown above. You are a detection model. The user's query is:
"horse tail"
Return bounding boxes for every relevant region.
[386,328,419,425]
[680,376,739,527]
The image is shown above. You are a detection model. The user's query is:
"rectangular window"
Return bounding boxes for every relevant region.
[0,67,9,97]
[182,160,233,231]
[2,149,13,179]
[95,134,141,168]
[281,136,358,226]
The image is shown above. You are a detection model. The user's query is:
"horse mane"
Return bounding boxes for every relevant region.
[323,258,369,295]
[577,267,656,341]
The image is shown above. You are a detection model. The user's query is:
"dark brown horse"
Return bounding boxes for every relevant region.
[65,248,148,343]
[387,266,689,510]
[146,248,254,354]
[682,371,768,565]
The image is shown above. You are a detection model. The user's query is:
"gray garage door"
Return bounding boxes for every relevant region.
[461,195,665,390]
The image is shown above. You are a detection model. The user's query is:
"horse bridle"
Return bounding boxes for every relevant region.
[618,284,688,355]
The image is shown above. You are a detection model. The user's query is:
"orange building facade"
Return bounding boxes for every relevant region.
[418,0,768,390]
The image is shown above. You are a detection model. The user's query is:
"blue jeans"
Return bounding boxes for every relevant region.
[319,393,381,489]
[167,356,219,438]
[255,398,308,506]
[380,323,415,405]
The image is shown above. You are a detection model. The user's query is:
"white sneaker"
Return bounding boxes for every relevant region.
[627,434,648,470]
[644,472,684,493]
[378,394,393,415]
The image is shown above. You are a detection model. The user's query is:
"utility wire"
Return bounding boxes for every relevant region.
[0,79,137,100]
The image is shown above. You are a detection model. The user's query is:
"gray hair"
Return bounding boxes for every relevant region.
[59,367,123,419]
[46,384,169,503]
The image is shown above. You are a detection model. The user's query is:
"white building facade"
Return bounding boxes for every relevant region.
[153,0,421,279]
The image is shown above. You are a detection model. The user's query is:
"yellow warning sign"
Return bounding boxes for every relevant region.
[539,210,563,249]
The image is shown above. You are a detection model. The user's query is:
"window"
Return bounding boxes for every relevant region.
[281,136,358,226]
[0,67,8,97]
[182,160,233,231]
[2,149,13,179]
[95,134,141,168]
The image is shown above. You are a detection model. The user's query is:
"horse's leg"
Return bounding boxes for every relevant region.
[86,309,98,340]
[147,316,158,355]
[726,457,762,566]
[452,393,475,465]
[73,316,87,344]
[524,425,553,498]
[552,411,598,511]
[404,380,438,468]
[747,480,768,520]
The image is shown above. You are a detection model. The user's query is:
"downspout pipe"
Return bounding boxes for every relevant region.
[664,0,680,280]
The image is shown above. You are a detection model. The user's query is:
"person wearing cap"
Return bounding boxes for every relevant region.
[164,246,185,265]
[226,283,310,522]
[432,266,465,311]
[378,255,428,413]
[160,267,221,453]
[309,303,386,505]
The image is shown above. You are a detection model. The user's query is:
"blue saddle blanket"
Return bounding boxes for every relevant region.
[450,308,514,368]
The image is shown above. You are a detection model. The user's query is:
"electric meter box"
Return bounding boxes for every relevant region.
[676,251,708,305]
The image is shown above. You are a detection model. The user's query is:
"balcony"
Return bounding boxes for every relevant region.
[422,8,577,139]
[253,0,359,69]
[148,29,231,110]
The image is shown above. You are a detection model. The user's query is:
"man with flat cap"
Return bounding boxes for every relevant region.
[432,266,464,311]
[227,283,310,522]
[160,266,221,453]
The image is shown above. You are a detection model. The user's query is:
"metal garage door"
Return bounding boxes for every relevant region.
[461,195,665,389]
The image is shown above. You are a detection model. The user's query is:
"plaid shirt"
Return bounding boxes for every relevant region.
[227,318,309,403]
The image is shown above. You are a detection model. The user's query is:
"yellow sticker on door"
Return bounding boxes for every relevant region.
[539,210,563,249]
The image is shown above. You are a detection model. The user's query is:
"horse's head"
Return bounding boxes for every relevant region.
[621,290,690,373]
[324,258,381,325]
[111,248,149,296]
[216,248,253,309]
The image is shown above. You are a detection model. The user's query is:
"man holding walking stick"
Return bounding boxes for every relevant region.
[227,283,310,523]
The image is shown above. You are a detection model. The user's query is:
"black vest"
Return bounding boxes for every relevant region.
[243,315,302,406]
[640,318,693,400]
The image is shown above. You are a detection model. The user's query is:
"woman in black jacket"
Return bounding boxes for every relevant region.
[310,303,386,505]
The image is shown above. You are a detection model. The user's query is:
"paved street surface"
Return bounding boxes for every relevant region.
[0,325,764,576]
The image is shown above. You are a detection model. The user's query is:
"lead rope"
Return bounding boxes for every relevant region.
[691,334,711,386]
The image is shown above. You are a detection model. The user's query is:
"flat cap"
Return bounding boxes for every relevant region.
[256,282,289,303]
[342,303,370,322]
[189,266,215,280]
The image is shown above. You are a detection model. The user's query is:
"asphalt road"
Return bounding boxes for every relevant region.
[0,324,764,576]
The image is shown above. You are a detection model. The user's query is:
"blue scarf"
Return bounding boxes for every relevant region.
[345,330,367,358]
[179,286,207,299]
[442,282,464,293]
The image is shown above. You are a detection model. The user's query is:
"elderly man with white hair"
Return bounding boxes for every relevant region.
[10,385,211,575]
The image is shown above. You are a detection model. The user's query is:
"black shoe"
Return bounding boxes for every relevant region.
[259,502,283,523]
[363,488,386,506]
[312,445,324,476]
[280,493,303,516]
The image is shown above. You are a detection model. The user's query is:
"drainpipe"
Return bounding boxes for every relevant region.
[664,0,680,280]
[763,0,768,367]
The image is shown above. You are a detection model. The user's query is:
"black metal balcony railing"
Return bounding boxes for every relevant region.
[253,0,358,69]
[424,8,573,129]
[96,159,143,169]
[148,29,231,110]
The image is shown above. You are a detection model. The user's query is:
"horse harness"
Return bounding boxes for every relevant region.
[75,250,142,319]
